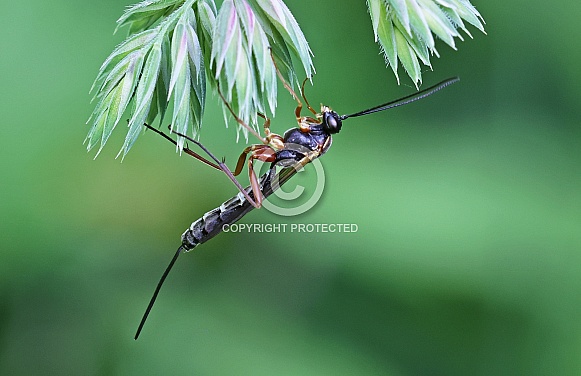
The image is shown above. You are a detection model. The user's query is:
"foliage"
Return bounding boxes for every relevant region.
[367,0,485,87]
[86,0,484,157]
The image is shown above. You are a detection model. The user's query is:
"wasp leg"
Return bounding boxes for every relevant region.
[234,145,253,176]
[165,127,261,208]
[269,50,320,132]
[245,145,277,208]
[300,77,317,116]
[269,49,306,121]
[257,112,272,139]
[257,113,284,150]
[143,123,222,171]
[216,86,266,144]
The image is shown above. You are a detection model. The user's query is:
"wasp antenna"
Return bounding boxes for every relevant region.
[340,77,460,120]
[135,245,185,340]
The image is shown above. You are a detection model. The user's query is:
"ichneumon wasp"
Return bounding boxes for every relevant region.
[134,66,460,339]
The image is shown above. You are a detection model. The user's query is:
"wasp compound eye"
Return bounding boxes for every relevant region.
[323,111,342,134]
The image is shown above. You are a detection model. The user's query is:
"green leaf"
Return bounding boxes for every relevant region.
[85,94,113,154]
[436,3,469,37]
[155,34,172,126]
[119,41,163,157]
[116,0,184,33]
[445,0,485,33]
[90,29,157,95]
[368,0,486,86]
[385,0,409,33]
[209,0,314,140]
[252,0,314,77]
[368,0,382,41]
[195,0,217,57]
[211,0,236,78]
[373,2,399,82]
[86,44,148,156]
[394,26,421,87]
[418,0,459,49]
[134,44,162,118]
[186,10,206,134]
[89,0,484,158]
[392,15,431,65]
[252,24,276,114]
[89,0,317,156]
[405,0,434,49]
[162,7,208,149]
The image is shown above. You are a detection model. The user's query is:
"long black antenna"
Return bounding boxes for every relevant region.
[340,77,460,120]
[135,245,185,340]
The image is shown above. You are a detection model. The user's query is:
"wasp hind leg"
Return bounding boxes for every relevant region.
[143,123,222,170]
[234,144,277,208]
[146,123,261,208]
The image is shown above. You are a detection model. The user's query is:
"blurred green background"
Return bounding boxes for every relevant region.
[1,1,580,375]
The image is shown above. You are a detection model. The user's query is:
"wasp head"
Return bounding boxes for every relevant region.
[320,106,342,134]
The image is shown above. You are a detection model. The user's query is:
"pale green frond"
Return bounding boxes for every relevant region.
[406,0,435,49]
[418,0,460,49]
[134,45,162,118]
[252,0,314,77]
[237,0,256,46]
[116,0,184,34]
[209,0,314,140]
[115,51,146,125]
[186,9,206,135]
[119,42,163,157]
[252,25,277,114]
[372,1,399,83]
[169,13,193,148]
[393,26,422,88]
[385,0,409,33]
[250,6,296,88]
[185,14,202,74]
[195,0,217,57]
[161,7,208,149]
[90,55,132,105]
[85,93,113,154]
[169,56,192,151]
[88,3,196,157]
[211,0,264,139]
[168,23,189,98]
[155,34,172,126]
[89,0,316,156]
[211,0,238,79]
[368,0,383,41]
[86,44,149,155]
[88,0,484,158]
[446,0,485,33]
[90,29,157,95]
[392,14,432,64]
[368,0,486,87]
[437,3,470,38]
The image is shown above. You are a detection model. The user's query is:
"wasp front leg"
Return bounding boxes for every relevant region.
[269,49,318,127]
[257,113,284,150]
